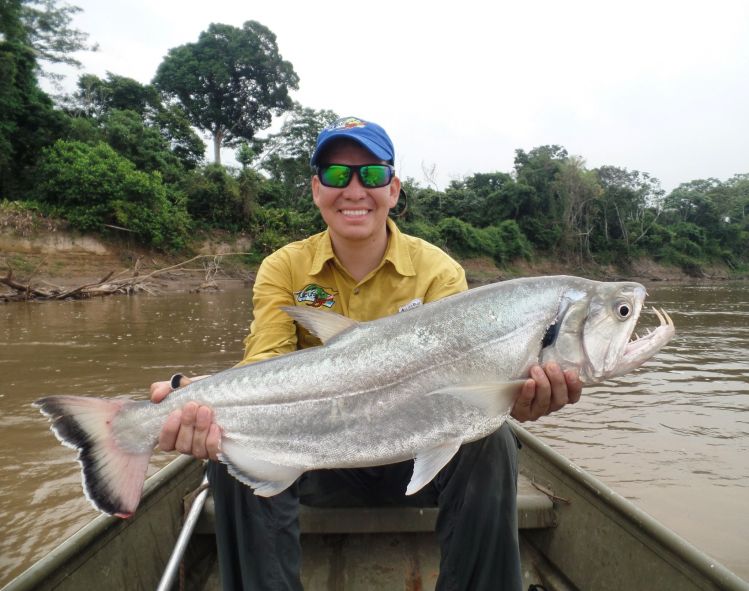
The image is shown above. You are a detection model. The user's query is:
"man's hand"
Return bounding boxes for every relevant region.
[150,377,221,461]
[511,362,582,422]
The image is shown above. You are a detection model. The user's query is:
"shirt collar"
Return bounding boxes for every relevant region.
[383,218,416,276]
[309,228,336,276]
[308,218,416,278]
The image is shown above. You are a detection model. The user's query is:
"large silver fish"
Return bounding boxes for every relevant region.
[36,275,674,517]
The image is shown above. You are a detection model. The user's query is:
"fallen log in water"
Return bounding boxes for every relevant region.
[0,253,252,302]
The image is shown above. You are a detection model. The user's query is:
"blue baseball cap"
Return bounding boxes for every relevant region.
[310,117,395,166]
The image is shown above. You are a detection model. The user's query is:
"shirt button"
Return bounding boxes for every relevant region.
[353,288,360,295]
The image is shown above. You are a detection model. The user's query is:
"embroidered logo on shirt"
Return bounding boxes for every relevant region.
[398,298,423,313]
[295,284,337,308]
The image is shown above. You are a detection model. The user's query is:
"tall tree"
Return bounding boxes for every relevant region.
[153,21,299,165]
[66,72,204,171]
[595,166,664,255]
[0,0,68,196]
[551,158,603,263]
[255,104,338,205]
[512,145,570,249]
[19,0,96,81]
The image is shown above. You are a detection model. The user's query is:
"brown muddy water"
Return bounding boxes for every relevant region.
[1,282,747,585]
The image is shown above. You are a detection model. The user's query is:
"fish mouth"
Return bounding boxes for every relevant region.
[614,308,675,376]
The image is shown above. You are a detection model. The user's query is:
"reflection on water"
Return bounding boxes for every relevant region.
[1,282,748,584]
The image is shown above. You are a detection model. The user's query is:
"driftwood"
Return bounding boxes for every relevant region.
[1,253,252,302]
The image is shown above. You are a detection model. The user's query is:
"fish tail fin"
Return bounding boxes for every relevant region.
[34,395,151,518]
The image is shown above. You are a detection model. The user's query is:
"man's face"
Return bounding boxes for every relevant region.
[312,141,400,246]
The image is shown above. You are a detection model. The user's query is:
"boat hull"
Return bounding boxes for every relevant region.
[4,425,747,591]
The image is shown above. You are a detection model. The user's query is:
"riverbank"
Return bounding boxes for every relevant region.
[0,223,740,299]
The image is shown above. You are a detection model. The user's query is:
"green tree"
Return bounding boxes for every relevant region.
[440,172,517,227]
[70,72,159,118]
[34,140,190,249]
[19,0,95,81]
[183,164,248,229]
[153,21,299,164]
[0,0,68,196]
[550,158,603,263]
[594,166,664,258]
[512,145,569,249]
[663,175,749,267]
[255,104,338,206]
[66,73,204,170]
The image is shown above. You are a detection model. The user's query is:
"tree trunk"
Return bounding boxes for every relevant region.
[213,129,224,165]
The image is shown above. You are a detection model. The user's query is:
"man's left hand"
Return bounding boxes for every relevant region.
[511,362,582,422]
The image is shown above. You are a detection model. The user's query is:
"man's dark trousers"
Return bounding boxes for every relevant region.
[207,422,522,591]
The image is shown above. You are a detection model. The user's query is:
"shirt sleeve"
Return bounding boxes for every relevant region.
[423,257,468,303]
[237,253,299,366]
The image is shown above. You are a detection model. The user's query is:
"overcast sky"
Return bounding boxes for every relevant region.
[49,0,749,193]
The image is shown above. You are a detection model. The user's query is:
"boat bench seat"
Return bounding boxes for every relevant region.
[196,474,555,535]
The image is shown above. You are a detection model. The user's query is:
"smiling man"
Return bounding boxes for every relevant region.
[151,117,582,591]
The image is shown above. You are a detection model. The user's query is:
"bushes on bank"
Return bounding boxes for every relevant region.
[33,139,190,249]
[435,217,532,264]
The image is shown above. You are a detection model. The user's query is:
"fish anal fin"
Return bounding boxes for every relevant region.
[280,306,358,344]
[430,381,524,417]
[407,439,462,495]
[219,439,303,497]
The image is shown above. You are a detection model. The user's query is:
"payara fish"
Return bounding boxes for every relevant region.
[36,275,674,518]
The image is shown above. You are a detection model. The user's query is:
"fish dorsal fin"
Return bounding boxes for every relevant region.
[280,306,359,344]
[430,381,524,417]
[219,439,303,497]
[406,439,462,495]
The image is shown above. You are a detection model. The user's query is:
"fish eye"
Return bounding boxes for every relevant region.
[614,301,631,320]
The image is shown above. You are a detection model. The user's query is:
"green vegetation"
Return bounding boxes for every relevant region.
[1,0,747,274]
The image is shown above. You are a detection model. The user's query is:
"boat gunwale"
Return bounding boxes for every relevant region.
[513,422,749,591]
[1,455,203,591]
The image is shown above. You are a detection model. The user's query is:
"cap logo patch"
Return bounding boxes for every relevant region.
[328,117,367,131]
[295,284,337,308]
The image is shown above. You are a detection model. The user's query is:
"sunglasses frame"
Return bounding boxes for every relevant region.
[316,163,395,189]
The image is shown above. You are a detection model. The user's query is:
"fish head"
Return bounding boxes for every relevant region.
[541,281,675,384]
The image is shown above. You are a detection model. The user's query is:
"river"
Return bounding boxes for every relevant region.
[0,282,747,585]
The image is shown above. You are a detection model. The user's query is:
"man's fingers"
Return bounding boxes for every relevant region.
[190,406,213,460]
[510,379,536,422]
[174,402,198,455]
[529,365,551,418]
[159,410,182,452]
[150,381,172,403]
[565,369,582,404]
[544,362,569,412]
[206,424,222,462]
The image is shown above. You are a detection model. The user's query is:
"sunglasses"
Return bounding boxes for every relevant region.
[317,164,395,189]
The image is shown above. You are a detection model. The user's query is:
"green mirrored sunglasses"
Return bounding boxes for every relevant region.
[317,164,394,189]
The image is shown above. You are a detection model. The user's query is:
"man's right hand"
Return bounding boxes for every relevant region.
[150,377,221,461]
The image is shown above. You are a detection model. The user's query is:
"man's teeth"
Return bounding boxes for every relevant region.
[341,210,368,216]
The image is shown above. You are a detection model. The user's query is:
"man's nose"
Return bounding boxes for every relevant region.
[342,172,367,196]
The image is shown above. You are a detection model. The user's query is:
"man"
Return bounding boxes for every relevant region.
[151,117,581,590]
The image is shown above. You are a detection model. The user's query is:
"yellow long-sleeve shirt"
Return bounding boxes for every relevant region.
[238,218,467,366]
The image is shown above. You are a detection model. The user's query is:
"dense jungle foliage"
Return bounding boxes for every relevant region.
[1,0,747,274]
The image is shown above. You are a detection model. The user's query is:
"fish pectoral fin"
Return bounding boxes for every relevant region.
[407,439,462,495]
[280,306,359,343]
[219,439,303,497]
[430,381,525,417]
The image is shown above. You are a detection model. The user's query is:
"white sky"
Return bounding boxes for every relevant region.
[48,0,749,193]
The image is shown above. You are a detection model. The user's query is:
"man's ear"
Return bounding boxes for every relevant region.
[389,176,401,208]
[311,175,321,207]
